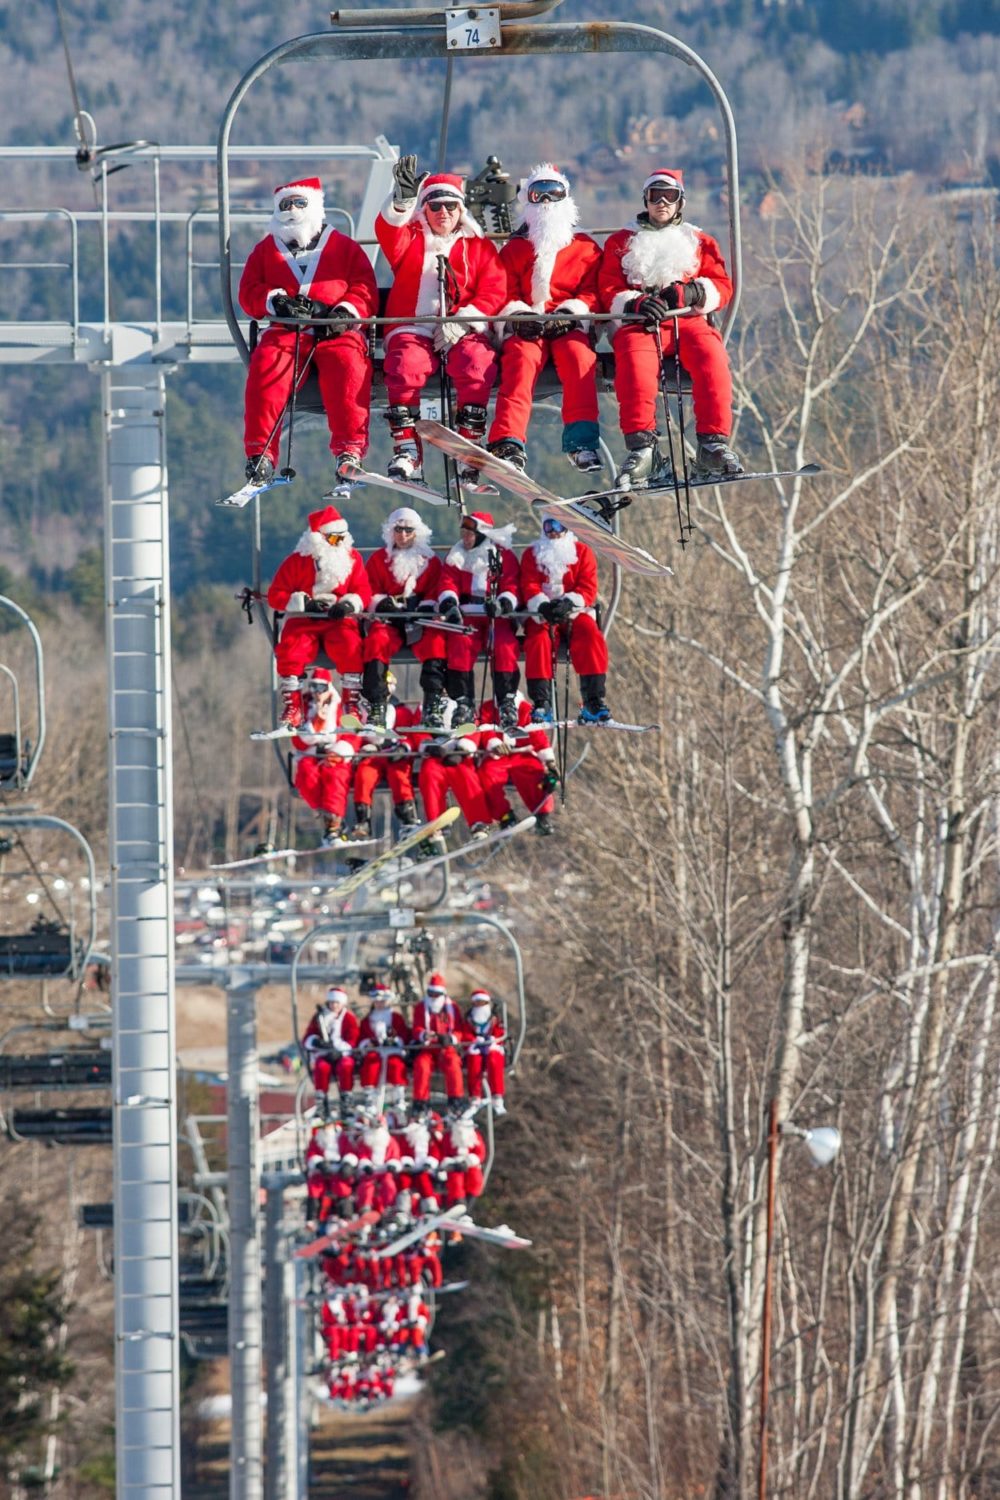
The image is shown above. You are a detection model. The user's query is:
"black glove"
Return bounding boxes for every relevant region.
[627,292,670,328]
[376,597,408,616]
[328,600,356,620]
[482,597,499,619]
[545,315,582,338]
[507,312,545,339]
[541,767,560,792]
[392,154,428,203]
[305,596,332,615]
[539,596,575,623]
[272,291,315,321]
[662,280,705,311]
[439,600,463,626]
[498,595,515,616]
[313,302,356,337]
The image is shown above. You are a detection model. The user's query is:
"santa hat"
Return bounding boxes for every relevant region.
[523,162,572,196]
[426,972,447,995]
[308,504,349,535]
[308,668,334,689]
[464,510,494,534]
[274,177,324,207]
[418,173,466,208]
[468,988,491,1006]
[326,985,349,1006]
[643,168,684,195]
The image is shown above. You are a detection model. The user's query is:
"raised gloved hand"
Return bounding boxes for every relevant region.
[439,599,463,626]
[627,292,670,328]
[392,153,427,204]
[376,596,408,616]
[661,280,705,311]
[545,314,582,338]
[328,599,357,620]
[539,595,575,623]
[507,311,545,339]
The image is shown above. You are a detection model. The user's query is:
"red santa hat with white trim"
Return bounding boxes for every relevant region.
[274,176,324,210]
[426,971,448,995]
[418,173,466,209]
[643,168,685,196]
[325,985,349,1006]
[308,504,349,535]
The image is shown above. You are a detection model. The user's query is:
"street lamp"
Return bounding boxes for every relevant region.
[758,1098,842,1500]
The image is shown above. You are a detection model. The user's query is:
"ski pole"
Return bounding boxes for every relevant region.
[282,325,304,479]
[480,546,503,722]
[246,337,317,485]
[653,319,689,549]
[436,255,462,512]
[670,313,694,540]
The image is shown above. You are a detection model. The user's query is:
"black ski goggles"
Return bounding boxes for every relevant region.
[278,195,310,211]
[645,185,683,205]
[526,180,567,204]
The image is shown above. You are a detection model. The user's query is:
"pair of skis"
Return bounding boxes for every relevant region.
[372,1203,532,1257]
[210,807,459,880]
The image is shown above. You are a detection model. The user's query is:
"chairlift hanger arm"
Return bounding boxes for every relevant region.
[218,20,741,358]
[332,0,564,25]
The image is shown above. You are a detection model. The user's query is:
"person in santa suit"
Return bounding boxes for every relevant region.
[356,982,410,1115]
[417,723,493,847]
[409,973,465,1116]
[599,167,743,489]
[291,670,361,845]
[362,507,448,731]
[302,985,361,1118]
[438,1111,487,1212]
[351,670,423,839]
[392,1113,441,1218]
[460,988,508,1115]
[266,504,372,728]
[437,510,521,730]
[304,1122,340,1221]
[477,692,557,837]
[396,1291,430,1357]
[353,1113,402,1214]
[376,159,506,489]
[519,514,612,724]
[488,164,603,474]
[238,177,378,496]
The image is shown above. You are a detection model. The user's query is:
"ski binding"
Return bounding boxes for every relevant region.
[217,472,293,510]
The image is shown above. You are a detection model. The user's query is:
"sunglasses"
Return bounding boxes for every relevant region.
[425,196,462,211]
[393,524,416,534]
[278,195,309,211]
[527,181,567,204]
[646,186,682,204]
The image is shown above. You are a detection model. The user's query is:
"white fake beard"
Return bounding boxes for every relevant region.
[468,1003,491,1026]
[425,993,446,1014]
[521,197,579,309]
[621,221,700,291]
[270,204,324,250]
[416,223,464,316]
[363,1126,390,1163]
[449,1119,476,1150]
[404,1121,429,1155]
[386,542,435,592]
[298,529,355,593]
[533,531,578,587]
[444,540,491,590]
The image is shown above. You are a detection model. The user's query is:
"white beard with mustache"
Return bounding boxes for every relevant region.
[296,528,356,593]
[270,203,325,251]
[519,196,579,309]
[386,543,434,592]
[532,531,578,589]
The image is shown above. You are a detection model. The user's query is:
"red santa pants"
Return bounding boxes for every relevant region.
[406,1248,443,1288]
[354,1172,398,1214]
[353,758,415,808]
[479,753,555,819]
[524,615,609,679]
[419,759,491,829]
[363,620,445,665]
[445,1165,484,1205]
[410,1045,463,1102]
[465,1045,505,1099]
[244,328,372,461]
[359,1050,408,1088]
[446,617,519,673]
[275,617,363,678]
[384,332,498,408]
[489,331,599,444]
[295,757,352,816]
[612,319,733,436]
[310,1052,356,1094]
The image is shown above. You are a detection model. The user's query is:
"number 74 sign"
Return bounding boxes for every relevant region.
[445,6,501,49]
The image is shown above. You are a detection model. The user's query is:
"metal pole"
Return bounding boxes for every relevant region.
[263,1174,303,1500]
[758,1097,779,1500]
[103,355,181,1500]
[227,974,263,1500]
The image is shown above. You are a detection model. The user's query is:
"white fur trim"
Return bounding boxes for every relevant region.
[438,586,460,604]
[538,746,555,763]
[342,594,363,613]
[265,288,287,315]
[331,740,355,759]
[455,302,487,335]
[337,300,362,321]
[555,298,589,319]
[565,591,585,611]
[454,738,476,754]
[695,277,721,314]
[498,590,517,609]
[526,593,545,614]
[610,289,637,320]
[381,192,418,226]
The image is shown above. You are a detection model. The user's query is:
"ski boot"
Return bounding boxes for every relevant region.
[694,433,744,480]
[279,678,305,729]
[394,799,421,828]
[386,405,424,483]
[422,692,448,733]
[453,697,476,729]
[316,1091,331,1120]
[615,430,659,492]
[322,814,345,846]
[418,831,448,860]
[351,805,373,840]
[498,809,518,830]
[468,822,491,841]
[534,811,554,836]
[245,453,275,485]
[492,1096,507,1117]
[578,673,612,725]
[498,695,519,732]
[325,450,363,498]
[527,678,554,725]
[567,448,602,473]
[338,1090,354,1117]
[340,673,363,721]
[493,670,520,733]
[456,405,495,491]
[488,437,527,473]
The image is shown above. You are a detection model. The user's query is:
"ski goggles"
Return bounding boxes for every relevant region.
[542,517,567,536]
[278,195,310,211]
[321,530,345,545]
[526,180,567,204]
[646,185,682,205]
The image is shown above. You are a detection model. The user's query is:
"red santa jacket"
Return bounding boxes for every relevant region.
[375,199,506,343]
[520,536,600,618]
[267,546,371,614]
[478,696,554,761]
[357,1004,410,1050]
[440,1118,486,1170]
[410,999,464,1045]
[439,541,520,612]
[498,229,602,326]
[292,702,360,768]
[366,547,443,607]
[598,219,732,331]
[303,1005,361,1055]
[239,226,379,326]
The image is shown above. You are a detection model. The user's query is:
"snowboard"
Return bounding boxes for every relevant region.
[373,1204,468,1258]
[249,723,297,742]
[217,472,293,510]
[294,1210,381,1261]
[356,468,451,507]
[371,814,536,889]
[326,806,461,898]
[208,836,380,871]
[447,1218,532,1250]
